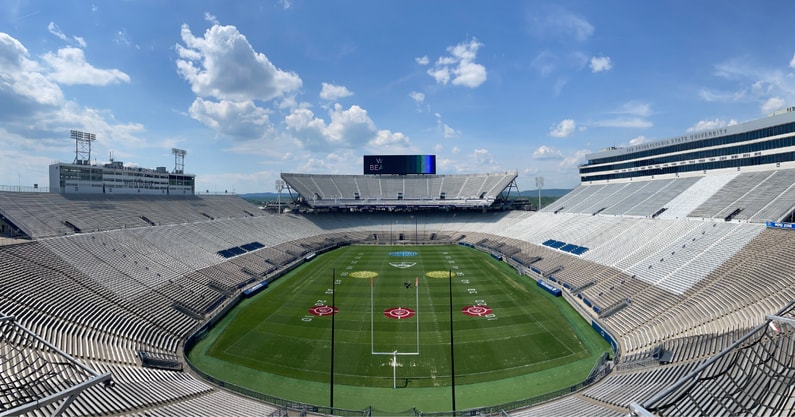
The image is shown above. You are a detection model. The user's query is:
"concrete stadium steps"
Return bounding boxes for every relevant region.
[3,187,795,415]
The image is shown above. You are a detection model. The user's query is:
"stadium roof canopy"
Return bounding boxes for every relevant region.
[281,171,518,210]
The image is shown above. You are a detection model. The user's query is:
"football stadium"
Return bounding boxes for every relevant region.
[3,108,795,416]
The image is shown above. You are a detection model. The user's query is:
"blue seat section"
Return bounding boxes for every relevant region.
[542,239,589,256]
[217,241,264,258]
[536,279,562,296]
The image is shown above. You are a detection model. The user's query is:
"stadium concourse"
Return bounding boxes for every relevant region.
[1,168,795,416]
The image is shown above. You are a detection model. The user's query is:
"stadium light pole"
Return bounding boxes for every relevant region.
[448,269,456,412]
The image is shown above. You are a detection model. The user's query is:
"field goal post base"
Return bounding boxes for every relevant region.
[371,350,420,389]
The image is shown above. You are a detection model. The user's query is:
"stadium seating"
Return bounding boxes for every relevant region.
[2,165,795,415]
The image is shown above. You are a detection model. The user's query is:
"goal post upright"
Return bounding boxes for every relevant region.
[370,269,421,389]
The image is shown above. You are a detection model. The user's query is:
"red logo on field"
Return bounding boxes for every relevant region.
[462,305,493,317]
[384,307,416,320]
[308,305,339,316]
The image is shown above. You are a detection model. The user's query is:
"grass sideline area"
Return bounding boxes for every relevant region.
[188,245,611,413]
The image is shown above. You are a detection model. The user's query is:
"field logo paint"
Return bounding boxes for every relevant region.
[308,305,339,316]
[384,307,416,320]
[389,262,416,269]
[350,271,378,279]
[389,251,418,257]
[462,305,493,317]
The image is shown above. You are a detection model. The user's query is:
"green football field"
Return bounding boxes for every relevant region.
[188,245,610,413]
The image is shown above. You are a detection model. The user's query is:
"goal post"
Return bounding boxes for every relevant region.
[370,274,421,388]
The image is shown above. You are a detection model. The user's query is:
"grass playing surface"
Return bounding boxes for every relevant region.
[188,245,610,413]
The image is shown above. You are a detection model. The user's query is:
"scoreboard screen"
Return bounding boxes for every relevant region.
[363,155,436,175]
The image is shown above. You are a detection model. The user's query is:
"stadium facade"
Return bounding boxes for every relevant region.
[48,161,195,195]
[580,107,795,184]
[2,113,795,415]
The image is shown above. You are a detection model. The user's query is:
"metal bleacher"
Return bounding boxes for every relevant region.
[281,171,518,208]
[2,166,795,415]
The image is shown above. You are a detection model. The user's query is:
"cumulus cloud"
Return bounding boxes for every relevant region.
[415,55,429,65]
[589,56,612,72]
[409,91,424,104]
[427,38,487,88]
[176,23,302,102]
[189,98,272,138]
[0,33,63,106]
[790,52,795,69]
[549,119,576,138]
[762,97,786,114]
[285,104,410,151]
[532,145,564,160]
[320,82,353,101]
[43,47,130,86]
[687,118,739,132]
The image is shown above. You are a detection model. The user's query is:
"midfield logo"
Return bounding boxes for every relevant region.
[389,262,416,269]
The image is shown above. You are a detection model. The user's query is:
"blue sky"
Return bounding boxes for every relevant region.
[3,1,795,193]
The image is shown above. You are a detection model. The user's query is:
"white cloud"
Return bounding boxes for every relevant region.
[628,136,648,146]
[0,33,63,106]
[371,130,409,148]
[591,101,653,129]
[427,38,487,88]
[549,119,576,138]
[762,97,786,114]
[687,118,739,133]
[589,56,612,73]
[176,23,302,102]
[532,145,564,160]
[435,113,460,139]
[188,98,272,139]
[790,52,795,69]
[710,57,795,114]
[285,103,410,151]
[592,118,652,129]
[43,47,130,86]
[409,91,425,104]
[204,12,219,25]
[699,88,746,102]
[415,55,429,65]
[530,51,558,77]
[48,22,67,42]
[473,148,493,163]
[527,7,594,42]
[560,149,590,169]
[320,82,353,101]
[0,33,150,188]
[48,22,87,48]
[616,101,652,117]
[114,29,132,47]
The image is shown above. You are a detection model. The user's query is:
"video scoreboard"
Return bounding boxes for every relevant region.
[363,155,436,175]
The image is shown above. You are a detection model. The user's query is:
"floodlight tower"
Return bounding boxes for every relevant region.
[275,179,286,214]
[71,130,96,165]
[172,148,187,174]
[535,176,544,211]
